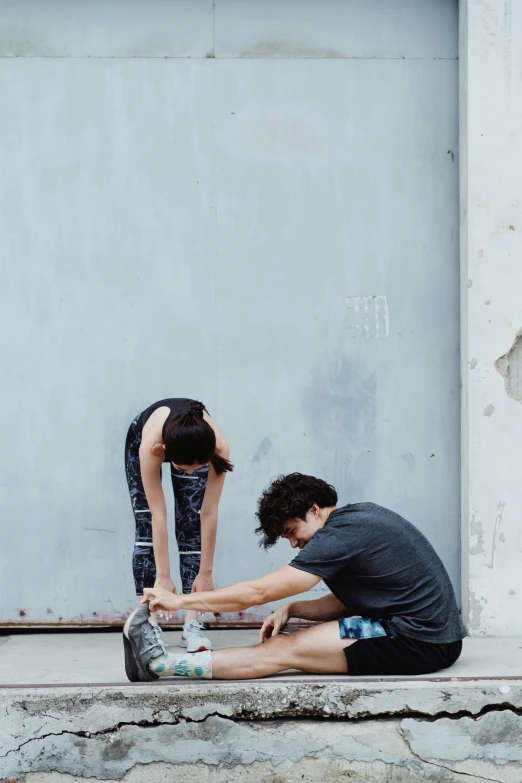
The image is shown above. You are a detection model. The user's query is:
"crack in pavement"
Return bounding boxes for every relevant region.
[0,712,235,759]
[399,726,503,783]
[0,703,522,760]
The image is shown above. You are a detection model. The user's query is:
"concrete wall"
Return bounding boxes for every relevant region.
[2,680,522,781]
[460,0,522,635]
[0,0,460,626]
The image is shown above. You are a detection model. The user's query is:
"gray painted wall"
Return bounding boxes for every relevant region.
[0,0,459,624]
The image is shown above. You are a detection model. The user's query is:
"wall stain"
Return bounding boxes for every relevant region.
[239,40,343,59]
[252,437,272,464]
[401,453,415,471]
[302,355,376,502]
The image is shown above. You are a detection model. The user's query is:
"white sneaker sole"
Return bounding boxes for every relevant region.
[179,638,212,653]
[123,605,141,638]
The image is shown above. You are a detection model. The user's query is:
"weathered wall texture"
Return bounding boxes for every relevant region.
[460,0,522,635]
[1,680,521,782]
[0,0,460,627]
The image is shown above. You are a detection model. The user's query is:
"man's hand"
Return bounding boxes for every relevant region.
[142,586,183,613]
[192,572,215,593]
[152,575,176,620]
[260,603,292,643]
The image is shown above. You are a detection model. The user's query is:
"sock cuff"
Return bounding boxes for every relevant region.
[149,650,212,679]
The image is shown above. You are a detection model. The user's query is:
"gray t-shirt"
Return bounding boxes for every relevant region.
[290,503,466,643]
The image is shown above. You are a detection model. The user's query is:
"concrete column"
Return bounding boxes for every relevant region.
[460,0,522,635]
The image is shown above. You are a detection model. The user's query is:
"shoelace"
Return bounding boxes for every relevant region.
[142,621,166,656]
[185,621,207,639]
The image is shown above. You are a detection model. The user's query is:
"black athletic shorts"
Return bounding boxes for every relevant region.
[344,634,463,676]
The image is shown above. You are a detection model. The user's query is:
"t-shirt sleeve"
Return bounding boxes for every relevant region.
[289,527,351,582]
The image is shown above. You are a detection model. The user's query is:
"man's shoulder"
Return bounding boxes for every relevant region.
[328,502,383,523]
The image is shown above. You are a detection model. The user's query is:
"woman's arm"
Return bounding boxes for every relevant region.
[197,463,224,576]
[139,443,172,587]
[193,420,230,589]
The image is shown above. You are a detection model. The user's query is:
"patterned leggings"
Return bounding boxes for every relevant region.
[125,416,209,595]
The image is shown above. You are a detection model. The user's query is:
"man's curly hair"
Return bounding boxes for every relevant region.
[255,473,338,549]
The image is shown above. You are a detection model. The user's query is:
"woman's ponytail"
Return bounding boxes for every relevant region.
[164,400,233,474]
[211,452,234,475]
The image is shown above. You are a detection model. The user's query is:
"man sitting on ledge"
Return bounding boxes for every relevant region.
[123,473,465,681]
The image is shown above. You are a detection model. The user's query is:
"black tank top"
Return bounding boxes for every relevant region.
[136,399,196,458]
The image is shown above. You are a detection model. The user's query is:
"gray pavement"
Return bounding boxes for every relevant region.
[0,628,521,685]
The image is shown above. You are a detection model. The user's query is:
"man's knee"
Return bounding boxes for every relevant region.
[258,630,301,660]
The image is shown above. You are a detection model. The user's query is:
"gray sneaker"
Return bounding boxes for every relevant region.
[123,604,166,682]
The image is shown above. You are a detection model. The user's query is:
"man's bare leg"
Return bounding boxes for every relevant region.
[211,621,354,679]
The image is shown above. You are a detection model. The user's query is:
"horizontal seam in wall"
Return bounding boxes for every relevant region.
[0,55,459,61]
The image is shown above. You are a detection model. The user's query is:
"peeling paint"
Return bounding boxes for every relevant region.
[495,328,522,404]
[470,514,485,555]
[468,590,484,630]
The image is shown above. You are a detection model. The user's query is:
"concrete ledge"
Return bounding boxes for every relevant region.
[2,677,521,781]
[2,634,521,780]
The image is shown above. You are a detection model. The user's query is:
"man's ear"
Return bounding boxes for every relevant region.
[310,502,320,516]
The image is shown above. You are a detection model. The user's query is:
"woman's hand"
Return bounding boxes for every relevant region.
[142,586,182,614]
[154,575,175,594]
[192,571,215,594]
[260,603,292,643]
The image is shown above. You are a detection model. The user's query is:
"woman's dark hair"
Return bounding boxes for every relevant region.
[164,401,233,475]
[255,472,337,549]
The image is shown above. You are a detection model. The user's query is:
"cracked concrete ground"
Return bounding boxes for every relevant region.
[1,632,521,781]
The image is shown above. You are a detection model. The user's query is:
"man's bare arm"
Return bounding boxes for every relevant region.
[259,592,348,642]
[144,566,321,614]
[289,592,348,622]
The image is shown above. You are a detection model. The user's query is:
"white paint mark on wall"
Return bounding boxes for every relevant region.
[486,502,506,570]
[345,294,389,339]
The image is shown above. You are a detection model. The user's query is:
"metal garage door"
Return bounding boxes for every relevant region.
[0,0,459,625]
